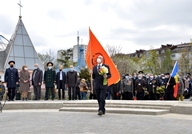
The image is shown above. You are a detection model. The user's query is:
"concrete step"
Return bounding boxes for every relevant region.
[59,107,169,115]
[62,103,171,110]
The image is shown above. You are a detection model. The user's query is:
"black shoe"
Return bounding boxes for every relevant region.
[8,99,11,101]
[98,111,103,116]
[22,98,24,101]
[25,98,28,101]
[44,99,48,101]
[12,99,14,101]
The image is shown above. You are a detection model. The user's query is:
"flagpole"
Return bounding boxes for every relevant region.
[89,28,94,94]
[166,61,177,89]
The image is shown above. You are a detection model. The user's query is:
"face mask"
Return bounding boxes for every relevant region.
[125,76,129,79]
[70,68,73,71]
[24,68,28,70]
[138,78,142,80]
[60,69,62,71]
[150,76,154,79]
[34,67,37,69]
[48,66,52,70]
[10,65,14,68]
[97,58,101,63]
[162,77,165,79]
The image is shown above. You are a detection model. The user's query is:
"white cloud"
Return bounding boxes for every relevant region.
[0,0,192,55]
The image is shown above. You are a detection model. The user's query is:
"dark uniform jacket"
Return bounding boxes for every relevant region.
[92,64,111,90]
[4,68,19,88]
[56,71,66,90]
[44,69,56,88]
[32,68,43,86]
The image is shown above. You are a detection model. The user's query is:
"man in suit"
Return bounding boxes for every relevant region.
[66,65,77,100]
[44,62,56,100]
[92,55,111,116]
[164,72,176,100]
[32,63,43,100]
[56,65,66,100]
[4,61,19,101]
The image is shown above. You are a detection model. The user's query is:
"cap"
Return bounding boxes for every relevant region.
[187,73,191,76]
[47,62,53,66]
[138,71,144,74]
[165,72,170,75]
[8,60,15,64]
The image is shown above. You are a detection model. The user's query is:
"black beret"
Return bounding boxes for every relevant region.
[165,72,170,75]
[8,60,15,64]
[47,62,53,66]
[138,71,144,74]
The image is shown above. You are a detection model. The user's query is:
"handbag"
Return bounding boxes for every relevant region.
[80,86,87,92]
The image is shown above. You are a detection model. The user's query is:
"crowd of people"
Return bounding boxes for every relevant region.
[108,72,192,101]
[1,60,192,102]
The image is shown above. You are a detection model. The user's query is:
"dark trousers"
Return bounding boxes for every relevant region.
[96,88,106,113]
[149,92,156,100]
[112,91,121,100]
[8,88,15,100]
[122,92,132,100]
[58,89,65,100]
[33,86,41,100]
[164,93,174,100]
[58,81,65,100]
[89,92,97,100]
[45,87,55,100]
[76,88,81,100]
[137,92,144,100]
[68,86,76,100]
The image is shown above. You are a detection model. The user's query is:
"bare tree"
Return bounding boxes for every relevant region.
[38,49,55,70]
[106,44,122,57]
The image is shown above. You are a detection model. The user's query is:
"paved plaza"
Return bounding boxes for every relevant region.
[0,110,191,134]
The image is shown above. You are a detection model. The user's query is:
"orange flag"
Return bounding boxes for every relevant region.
[86,28,120,86]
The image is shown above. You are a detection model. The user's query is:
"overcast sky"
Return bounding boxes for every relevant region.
[0,0,192,54]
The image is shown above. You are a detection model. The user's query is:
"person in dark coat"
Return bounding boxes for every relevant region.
[135,74,146,100]
[92,55,111,116]
[4,61,19,101]
[146,74,157,100]
[111,80,121,100]
[164,73,176,100]
[44,62,56,100]
[32,64,43,100]
[66,65,77,100]
[56,65,66,100]
[132,73,138,96]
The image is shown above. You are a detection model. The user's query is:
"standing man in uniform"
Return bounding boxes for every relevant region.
[32,64,43,100]
[44,62,56,100]
[4,61,19,101]
[92,55,111,116]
